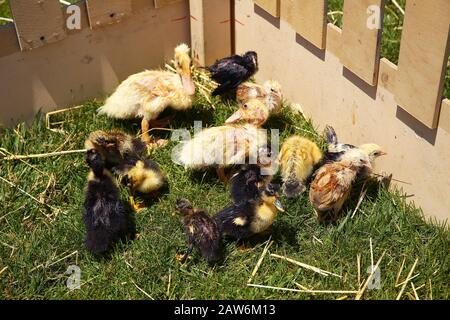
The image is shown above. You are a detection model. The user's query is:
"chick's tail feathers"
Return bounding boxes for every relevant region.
[325,125,338,145]
[282,178,306,198]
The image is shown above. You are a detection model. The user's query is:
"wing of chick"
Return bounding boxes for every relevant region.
[98,71,179,120]
[236,82,264,104]
[309,162,358,213]
[208,57,254,95]
[214,201,256,240]
[173,124,266,169]
[187,211,222,263]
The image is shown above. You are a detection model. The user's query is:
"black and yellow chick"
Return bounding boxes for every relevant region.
[84,130,147,169]
[214,183,285,241]
[83,149,129,255]
[175,198,222,264]
[207,51,258,96]
[230,164,272,205]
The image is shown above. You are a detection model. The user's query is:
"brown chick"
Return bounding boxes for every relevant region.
[309,151,371,223]
[175,198,222,264]
[84,130,146,168]
[236,80,283,113]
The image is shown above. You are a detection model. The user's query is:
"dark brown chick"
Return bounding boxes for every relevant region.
[175,199,222,264]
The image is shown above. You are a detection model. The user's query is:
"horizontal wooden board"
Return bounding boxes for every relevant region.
[9,0,67,51]
[86,0,132,29]
[339,0,384,85]
[154,0,183,9]
[393,0,450,129]
[281,0,327,49]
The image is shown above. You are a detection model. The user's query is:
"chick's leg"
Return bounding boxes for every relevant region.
[141,118,154,145]
[216,167,229,184]
[179,243,194,265]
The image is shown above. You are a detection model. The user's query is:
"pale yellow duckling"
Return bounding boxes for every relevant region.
[98,44,195,147]
[236,80,283,113]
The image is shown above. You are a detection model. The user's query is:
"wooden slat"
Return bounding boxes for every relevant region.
[394,0,450,129]
[9,0,67,51]
[154,0,183,9]
[339,0,384,85]
[281,0,327,49]
[190,0,232,66]
[86,0,132,29]
[439,99,450,133]
[254,0,280,17]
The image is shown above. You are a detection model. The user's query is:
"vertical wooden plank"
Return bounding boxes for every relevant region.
[9,0,67,51]
[254,0,280,18]
[439,99,450,133]
[394,0,450,129]
[86,0,132,29]
[154,0,183,8]
[281,0,327,49]
[339,0,385,85]
[190,0,232,66]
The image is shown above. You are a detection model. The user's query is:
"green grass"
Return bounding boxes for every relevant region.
[0,92,448,300]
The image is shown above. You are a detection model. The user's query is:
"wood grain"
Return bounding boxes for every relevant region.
[86,0,132,29]
[9,0,67,51]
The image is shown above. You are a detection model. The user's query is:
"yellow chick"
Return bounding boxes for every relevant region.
[236,80,283,113]
[224,99,270,127]
[98,44,195,147]
[279,136,323,198]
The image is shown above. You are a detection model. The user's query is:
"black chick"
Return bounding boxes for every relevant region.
[175,198,222,264]
[323,125,355,162]
[84,130,147,169]
[207,51,258,96]
[214,183,284,241]
[230,164,272,205]
[83,149,129,255]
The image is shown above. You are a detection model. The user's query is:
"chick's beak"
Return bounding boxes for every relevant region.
[274,198,285,213]
[225,110,243,124]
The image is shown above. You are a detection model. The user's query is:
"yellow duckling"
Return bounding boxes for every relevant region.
[98,44,195,147]
[279,136,323,198]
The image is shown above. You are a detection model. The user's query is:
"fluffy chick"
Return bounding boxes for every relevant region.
[83,149,129,255]
[98,44,195,145]
[236,80,283,113]
[84,130,146,168]
[309,151,371,223]
[175,198,222,264]
[214,183,285,240]
[208,51,258,96]
[114,157,166,196]
[173,123,268,181]
[279,136,323,198]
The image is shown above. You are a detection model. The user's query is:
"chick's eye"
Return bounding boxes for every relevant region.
[243,104,248,109]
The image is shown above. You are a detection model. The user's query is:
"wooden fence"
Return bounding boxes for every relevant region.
[255,0,450,130]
